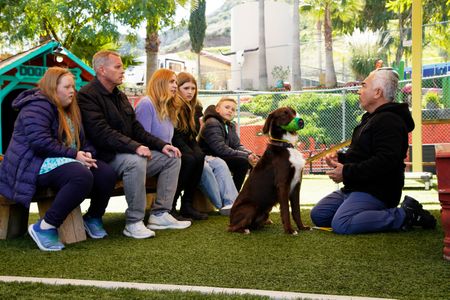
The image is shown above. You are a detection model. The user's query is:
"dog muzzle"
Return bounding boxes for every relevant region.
[280,117,304,132]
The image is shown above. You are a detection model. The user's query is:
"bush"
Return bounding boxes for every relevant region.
[423,91,443,109]
[279,92,362,145]
[241,95,276,116]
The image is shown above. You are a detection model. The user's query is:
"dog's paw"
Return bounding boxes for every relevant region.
[244,229,251,234]
[292,230,298,236]
[299,225,311,231]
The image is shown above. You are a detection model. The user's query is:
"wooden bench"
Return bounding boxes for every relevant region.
[404,171,433,190]
[0,176,216,244]
[0,178,158,244]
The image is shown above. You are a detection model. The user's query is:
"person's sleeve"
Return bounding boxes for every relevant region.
[133,98,167,151]
[201,119,248,158]
[135,98,154,134]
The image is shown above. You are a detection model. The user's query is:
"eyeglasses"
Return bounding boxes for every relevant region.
[376,67,399,79]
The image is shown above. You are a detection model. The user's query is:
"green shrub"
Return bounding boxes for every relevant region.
[241,94,276,116]
[279,92,362,145]
[423,91,443,109]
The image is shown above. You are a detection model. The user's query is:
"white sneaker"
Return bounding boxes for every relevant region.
[123,221,155,239]
[148,212,191,230]
[219,204,233,216]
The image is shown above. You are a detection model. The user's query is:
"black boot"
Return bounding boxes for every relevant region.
[180,201,208,220]
[401,196,436,230]
[170,209,193,222]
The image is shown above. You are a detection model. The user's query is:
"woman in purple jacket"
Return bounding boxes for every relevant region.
[0,67,116,251]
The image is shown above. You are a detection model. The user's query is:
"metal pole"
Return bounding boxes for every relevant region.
[411,0,423,172]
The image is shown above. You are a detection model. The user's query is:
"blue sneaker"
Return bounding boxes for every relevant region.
[83,216,107,239]
[28,220,65,251]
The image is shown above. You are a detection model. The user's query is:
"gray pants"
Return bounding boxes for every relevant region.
[109,151,181,224]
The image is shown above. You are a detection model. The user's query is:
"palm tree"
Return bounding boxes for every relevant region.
[258,0,268,90]
[292,0,302,90]
[323,1,337,87]
[115,0,188,83]
[304,0,364,87]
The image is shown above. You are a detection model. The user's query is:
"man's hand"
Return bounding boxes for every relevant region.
[136,145,152,159]
[325,152,338,168]
[162,144,181,158]
[326,158,344,183]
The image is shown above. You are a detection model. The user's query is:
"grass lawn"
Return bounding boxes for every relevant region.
[0,210,449,299]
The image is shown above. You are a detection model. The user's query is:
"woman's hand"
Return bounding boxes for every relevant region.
[76,151,98,168]
[162,144,181,158]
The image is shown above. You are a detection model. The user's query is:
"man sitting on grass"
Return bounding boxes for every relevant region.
[310,68,436,234]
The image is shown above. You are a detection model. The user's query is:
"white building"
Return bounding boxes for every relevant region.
[228,1,292,90]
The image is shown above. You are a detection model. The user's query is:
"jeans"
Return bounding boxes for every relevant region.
[310,190,406,234]
[199,156,238,209]
[36,160,116,227]
[108,151,181,224]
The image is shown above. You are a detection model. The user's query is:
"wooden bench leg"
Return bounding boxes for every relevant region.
[145,193,156,211]
[37,199,86,244]
[192,189,216,213]
[0,199,29,239]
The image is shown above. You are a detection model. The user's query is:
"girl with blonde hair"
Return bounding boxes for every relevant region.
[0,67,117,251]
[135,69,200,220]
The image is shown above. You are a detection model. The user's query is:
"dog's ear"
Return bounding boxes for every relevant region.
[262,111,274,134]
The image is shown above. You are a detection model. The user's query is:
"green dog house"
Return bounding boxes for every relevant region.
[0,40,94,153]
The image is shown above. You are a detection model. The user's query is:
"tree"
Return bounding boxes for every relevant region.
[115,0,187,84]
[188,0,206,88]
[291,0,302,90]
[304,0,364,87]
[0,0,120,63]
[258,0,268,90]
[386,0,450,66]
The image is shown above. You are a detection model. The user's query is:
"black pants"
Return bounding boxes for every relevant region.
[36,160,117,227]
[174,151,205,209]
[221,156,250,191]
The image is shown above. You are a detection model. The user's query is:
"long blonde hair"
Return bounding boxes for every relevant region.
[38,67,81,150]
[146,68,180,125]
[177,72,198,133]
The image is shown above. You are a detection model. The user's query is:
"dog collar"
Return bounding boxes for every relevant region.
[269,137,294,148]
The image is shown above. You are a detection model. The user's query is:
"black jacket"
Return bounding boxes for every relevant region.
[198,105,251,158]
[172,104,204,156]
[77,78,167,162]
[340,102,415,208]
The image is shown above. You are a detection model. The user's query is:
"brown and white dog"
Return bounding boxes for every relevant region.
[228,107,310,235]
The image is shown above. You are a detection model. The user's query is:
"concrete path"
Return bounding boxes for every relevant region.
[0,276,396,300]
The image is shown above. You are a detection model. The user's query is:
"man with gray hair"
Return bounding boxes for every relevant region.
[77,50,191,239]
[310,68,436,234]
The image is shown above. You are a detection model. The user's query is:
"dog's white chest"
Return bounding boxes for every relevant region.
[287,148,305,192]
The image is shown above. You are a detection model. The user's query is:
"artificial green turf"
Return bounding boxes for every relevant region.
[0,211,448,300]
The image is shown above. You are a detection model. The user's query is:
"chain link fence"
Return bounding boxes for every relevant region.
[198,74,450,175]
